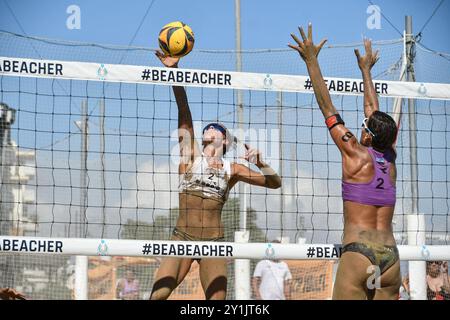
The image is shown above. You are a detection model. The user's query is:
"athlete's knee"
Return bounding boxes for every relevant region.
[207,290,226,300]
[150,287,172,300]
[204,275,227,300]
[150,276,177,300]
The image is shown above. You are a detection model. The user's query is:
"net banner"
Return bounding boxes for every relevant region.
[1,56,450,100]
[2,236,450,260]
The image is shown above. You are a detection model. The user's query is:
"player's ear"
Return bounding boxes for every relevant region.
[361,131,372,146]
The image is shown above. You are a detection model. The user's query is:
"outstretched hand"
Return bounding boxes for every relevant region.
[288,23,327,63]
[241,143,263,166]
[354,39,379,71]
[155,50,180,68]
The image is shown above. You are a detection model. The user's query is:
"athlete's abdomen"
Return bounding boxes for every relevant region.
[176,192,225,238]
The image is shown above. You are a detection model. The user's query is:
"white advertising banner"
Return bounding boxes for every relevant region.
[1,56,449,100]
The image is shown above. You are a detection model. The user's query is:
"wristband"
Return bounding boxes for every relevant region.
[325,114,345,131]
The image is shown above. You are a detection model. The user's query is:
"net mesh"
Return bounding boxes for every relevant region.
[1,31,449,299]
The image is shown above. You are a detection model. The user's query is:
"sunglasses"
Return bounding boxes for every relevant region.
[361,118,376,137]
[202,123,227,136]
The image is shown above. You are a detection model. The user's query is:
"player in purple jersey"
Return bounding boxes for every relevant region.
[289,24,400,299]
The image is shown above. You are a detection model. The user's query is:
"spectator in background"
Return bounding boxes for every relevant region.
[252,241,292,300]
[426,261,450,300]
[116,270,140,300]
[399,275,410,300]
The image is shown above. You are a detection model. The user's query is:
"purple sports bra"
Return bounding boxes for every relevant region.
[342,147,396,207]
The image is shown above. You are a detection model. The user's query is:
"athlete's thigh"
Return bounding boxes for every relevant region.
[163,234,196,283]
[333,251,373,300]
[153,257,193,288]
[150,257,194,300]
[199,258,228,300]
[374,260,401,300]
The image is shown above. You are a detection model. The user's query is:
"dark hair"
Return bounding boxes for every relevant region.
[202,122,235,155]
[367,111,397,151]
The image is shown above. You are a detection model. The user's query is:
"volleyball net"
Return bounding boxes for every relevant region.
[0,31,449,300]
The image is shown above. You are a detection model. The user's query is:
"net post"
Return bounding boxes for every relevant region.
[75,255,88,300]
[407,213,427,300]
[74,100,89,300]
[278,91,284,238]
[405,15,426,301]
[99,99,106,237]
[234,230,251,300]
[234,0,247,233]
[75,99,89,238]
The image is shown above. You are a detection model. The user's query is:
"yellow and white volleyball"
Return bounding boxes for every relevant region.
[158,21,195,57]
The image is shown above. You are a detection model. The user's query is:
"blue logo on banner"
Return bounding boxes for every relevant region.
[421,245,430,259]
[97,64,108,80]
[265,243,275,259]
[97,239,108,256]
[263,74,273,89]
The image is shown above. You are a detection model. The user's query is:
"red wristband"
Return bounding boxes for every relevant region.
[325,114,345,130]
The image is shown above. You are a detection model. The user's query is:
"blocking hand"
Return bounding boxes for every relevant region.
[354,39,380,71]
[288,23,327,63]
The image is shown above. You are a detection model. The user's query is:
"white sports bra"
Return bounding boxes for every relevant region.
[179,154,232,203]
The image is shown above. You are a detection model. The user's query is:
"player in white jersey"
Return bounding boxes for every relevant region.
[150,51,282,300]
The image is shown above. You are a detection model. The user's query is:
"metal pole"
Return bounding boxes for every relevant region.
[406,16,418,215]
[405,16,426,300]
[234,0,250,301]
[235,0,242,77]
[0,104,7,236]
[79,100,88,238]
[235,0,246,231]
[75,100,89,300]
[99,99,106,238]
[278,92,284,239]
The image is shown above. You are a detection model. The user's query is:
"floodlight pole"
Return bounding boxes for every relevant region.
[406,16,418,216]
[234,0,251,301]
[235,0,246,233]
[405,16,426,301]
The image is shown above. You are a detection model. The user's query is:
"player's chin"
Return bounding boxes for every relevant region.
[360,137,370,147]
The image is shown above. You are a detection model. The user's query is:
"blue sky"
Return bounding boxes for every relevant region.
[0,0,449,53]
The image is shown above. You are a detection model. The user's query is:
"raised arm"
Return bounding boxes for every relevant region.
[155,51,199,167]
[288,23,359,157]
[232,143,281,189]
[355,39,380,118]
